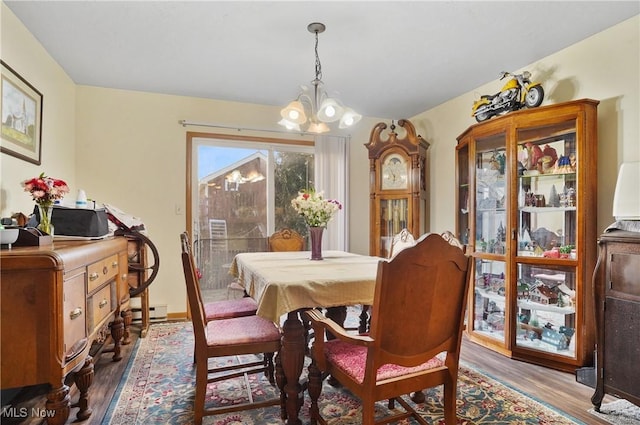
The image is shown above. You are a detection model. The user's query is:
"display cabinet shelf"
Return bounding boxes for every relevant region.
[517,299,575,315]
[520,206,577,213]
[456,99,599,372]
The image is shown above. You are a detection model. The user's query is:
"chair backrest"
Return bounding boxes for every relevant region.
[389,228,415,259]
[268,228,305,252]
[180,232,207,346]
[367,232,471,374]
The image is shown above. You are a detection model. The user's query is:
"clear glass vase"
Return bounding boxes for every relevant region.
[309,226,324,261]
[37,203,54,236]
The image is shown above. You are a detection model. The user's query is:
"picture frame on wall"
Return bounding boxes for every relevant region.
[1,60,43,165]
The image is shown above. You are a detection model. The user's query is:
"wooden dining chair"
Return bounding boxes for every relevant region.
[355,228,416,333]
[389,228,416,258]
[180,232,283,424]
[305,232,472,425]
[268,228,305,252]
[185,232,259,319]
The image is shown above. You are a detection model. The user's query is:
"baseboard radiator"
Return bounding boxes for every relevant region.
[131,304,168,323]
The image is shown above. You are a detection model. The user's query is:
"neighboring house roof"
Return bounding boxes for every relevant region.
[199,152,267,186]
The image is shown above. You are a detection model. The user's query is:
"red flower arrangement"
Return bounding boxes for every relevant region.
[22,172,70,206]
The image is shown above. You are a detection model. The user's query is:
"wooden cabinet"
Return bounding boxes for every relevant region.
[456,99,599,372]
[365,119,430,257]
[1,237,128,424]
[591,230,640,410]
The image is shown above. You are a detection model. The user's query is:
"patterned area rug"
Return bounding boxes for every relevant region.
[589,399,640,425]
[104,322,585,425]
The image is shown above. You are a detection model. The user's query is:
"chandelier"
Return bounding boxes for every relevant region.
[278,22,361,134]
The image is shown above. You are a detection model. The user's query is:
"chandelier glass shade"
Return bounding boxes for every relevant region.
[278,22,361,134]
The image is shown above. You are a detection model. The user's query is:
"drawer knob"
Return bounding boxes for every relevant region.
[99,299,108,309]
[70,307,83,320]
[112,261,118,268]
[89,272,99,281]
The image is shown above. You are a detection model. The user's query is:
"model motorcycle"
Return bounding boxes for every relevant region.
[471,71,544,122]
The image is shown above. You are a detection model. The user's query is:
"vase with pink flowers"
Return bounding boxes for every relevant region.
[291,189,342,260]
[22,172,70,236]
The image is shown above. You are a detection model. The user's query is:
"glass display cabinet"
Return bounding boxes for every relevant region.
[456,99,599,372]
[366,119,429,258]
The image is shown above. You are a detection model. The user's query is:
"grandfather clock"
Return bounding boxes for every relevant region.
[365,119,430,257]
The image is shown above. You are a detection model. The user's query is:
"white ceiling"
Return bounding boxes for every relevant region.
[5,1,639,120]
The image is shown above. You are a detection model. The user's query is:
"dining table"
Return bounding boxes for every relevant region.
[229,249,382,425]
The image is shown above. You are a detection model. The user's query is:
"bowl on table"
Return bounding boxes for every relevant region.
[1,228,19,246]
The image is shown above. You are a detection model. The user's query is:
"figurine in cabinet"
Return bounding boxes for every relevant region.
[542,144,558,168]
[541,326,574,350]
[529,284,558,305]
[525,142,544,170]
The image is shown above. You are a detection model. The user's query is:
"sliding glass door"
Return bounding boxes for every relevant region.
[189,134,314,292]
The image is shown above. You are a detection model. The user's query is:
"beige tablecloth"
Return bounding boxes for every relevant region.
[229,250,382,323]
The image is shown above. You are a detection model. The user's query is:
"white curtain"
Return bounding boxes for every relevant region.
[314,135,349,251]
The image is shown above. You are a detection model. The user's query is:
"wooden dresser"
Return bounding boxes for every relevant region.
[1,237,129,424]
[591,230,640,410]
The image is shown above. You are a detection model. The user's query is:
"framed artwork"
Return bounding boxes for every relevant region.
[1,60,43,165]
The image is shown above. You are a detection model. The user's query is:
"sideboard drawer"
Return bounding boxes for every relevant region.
[63,274,87,360]
[87,254,119,293]
[88,283,114,333]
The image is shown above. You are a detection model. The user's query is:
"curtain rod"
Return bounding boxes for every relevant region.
[178,120,350,138]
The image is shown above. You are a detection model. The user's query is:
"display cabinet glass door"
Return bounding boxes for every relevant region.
[470,132,508,344]
[378,197,409,258]
[475,134,507,255]
[514,120,579,360]
[515,264,577,358]
[516,123,577,259]
[473,258,507,342]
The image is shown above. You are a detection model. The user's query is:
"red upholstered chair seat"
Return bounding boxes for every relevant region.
[324,339,444,384]
[206,315,282,346]
[205,297,258,321]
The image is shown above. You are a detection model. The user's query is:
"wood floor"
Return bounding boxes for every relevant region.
[1,321,616,425]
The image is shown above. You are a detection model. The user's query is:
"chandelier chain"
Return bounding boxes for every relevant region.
[314,30,322,82]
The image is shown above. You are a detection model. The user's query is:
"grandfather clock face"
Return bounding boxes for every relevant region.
[381,153,408,190]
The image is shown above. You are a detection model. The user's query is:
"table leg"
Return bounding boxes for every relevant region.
[358,305,371,334]
[280,311,306,425]
[325,307,347,339]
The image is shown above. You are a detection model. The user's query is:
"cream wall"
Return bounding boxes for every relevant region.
[2,2,638,315]
[1,3,77,216]
[410,15,639,238]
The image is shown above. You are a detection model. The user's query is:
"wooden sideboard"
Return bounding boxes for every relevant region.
[591,230,640,410]
[1,237,129,424]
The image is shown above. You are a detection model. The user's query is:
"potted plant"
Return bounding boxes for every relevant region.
[559,244,574,259]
